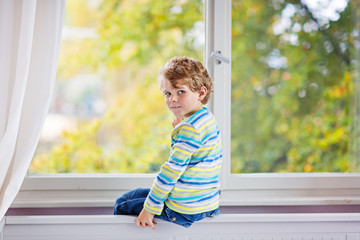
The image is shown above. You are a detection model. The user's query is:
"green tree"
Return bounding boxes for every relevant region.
[30,0,204,174]
[231,0,358,173]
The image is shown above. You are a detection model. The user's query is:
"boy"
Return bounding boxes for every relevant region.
[114,56,222,229]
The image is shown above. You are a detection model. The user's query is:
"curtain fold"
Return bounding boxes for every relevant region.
[0,0,65,219]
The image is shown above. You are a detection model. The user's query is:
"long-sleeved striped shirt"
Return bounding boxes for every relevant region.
[144,107,222,215]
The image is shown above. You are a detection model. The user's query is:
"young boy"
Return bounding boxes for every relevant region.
[113,56,222,229]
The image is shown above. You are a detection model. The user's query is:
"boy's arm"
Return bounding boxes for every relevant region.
[143,123,202,215]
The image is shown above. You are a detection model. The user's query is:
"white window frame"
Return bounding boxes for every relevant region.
[210,0,360,206]
[13,0,360,209]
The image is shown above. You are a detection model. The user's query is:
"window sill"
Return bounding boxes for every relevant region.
[4,214,360,239]
[12,192,360,209]
[13,173,360,208]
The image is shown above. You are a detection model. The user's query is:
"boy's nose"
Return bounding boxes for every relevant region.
[171,95,178,102]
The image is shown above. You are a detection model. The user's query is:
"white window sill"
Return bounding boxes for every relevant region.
[11,195,360,209]
[4,213,360,240]
[12,173,360,208]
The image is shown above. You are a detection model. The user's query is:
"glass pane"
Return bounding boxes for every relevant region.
[29,0,205,174]
[231,0,359,173]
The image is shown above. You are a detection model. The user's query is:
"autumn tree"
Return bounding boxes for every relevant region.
[30,0,204,173]
[231,0,358,173]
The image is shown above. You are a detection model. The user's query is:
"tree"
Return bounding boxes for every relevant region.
[231,0,358,173]
[30,0,204,173]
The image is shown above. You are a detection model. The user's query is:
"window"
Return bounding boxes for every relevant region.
[230,0,359,174]
[15,0,360,208]
[29,0,205,174]
[212,0,360,205]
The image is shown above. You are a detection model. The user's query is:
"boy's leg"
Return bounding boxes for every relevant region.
[113,188,150,215]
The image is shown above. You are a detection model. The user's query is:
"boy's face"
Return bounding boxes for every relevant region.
[162,79,206,119]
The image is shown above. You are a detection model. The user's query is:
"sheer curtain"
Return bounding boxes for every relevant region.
[0,0,65,219]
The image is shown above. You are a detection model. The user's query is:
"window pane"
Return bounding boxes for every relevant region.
[29,0,204,174]
[231,0,359,173]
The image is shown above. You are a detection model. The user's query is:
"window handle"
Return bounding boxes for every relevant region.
[211,51,231,64]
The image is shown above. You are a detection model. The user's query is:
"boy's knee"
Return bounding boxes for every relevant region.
[113,188,150,215]
[113,197,125,215]
[113,193,130,215]
[114,189,138,205]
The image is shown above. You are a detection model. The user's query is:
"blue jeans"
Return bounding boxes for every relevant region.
[113,188,219,228]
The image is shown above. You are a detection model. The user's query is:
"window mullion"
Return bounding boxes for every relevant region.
[210,0,232,189]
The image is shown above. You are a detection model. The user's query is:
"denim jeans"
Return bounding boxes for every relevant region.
[113,188,219,228]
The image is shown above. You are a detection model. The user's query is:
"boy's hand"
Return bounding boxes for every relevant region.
[172,117,184,128]
[136,209,157,230]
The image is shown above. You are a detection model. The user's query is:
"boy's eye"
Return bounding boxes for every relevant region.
[164,92,171,96]
[178,90,185,95]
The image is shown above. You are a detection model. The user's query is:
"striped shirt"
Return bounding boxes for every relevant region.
[144,107,222,215]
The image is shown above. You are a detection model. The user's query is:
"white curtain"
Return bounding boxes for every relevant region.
[0,0,65,219]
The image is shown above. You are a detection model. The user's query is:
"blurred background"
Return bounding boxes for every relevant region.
[29,0,359,174]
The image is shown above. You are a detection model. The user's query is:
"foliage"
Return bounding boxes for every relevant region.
[30,0,204,174]
[231,0,358,173]
[30,0,359,174]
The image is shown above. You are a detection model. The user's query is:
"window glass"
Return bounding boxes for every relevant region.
[29,0,204,174]
[231,0,359,173]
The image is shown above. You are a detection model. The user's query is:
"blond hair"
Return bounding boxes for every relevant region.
[158,56,213,104]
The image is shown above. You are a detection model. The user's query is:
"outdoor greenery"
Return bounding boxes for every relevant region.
[231,0,359,173]
[29,0,359,174]
[30,0,204,173]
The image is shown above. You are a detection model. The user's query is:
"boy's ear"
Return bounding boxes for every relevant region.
[198,86,207,101]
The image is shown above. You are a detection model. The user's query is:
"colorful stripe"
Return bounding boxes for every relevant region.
[144,107,222,215]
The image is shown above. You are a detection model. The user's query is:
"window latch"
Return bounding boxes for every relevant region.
[211,51,231,64]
